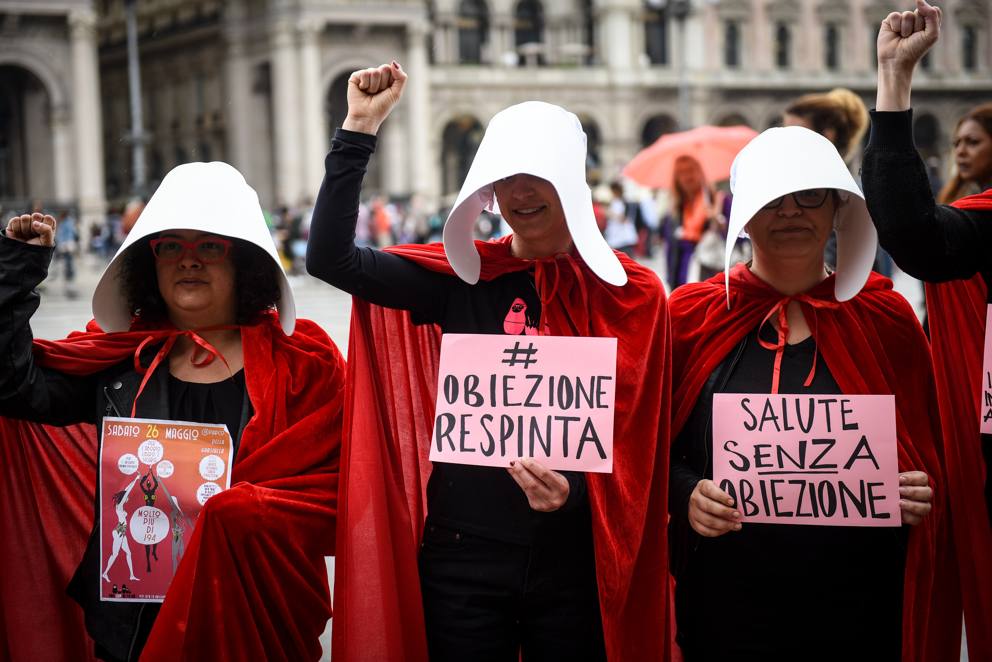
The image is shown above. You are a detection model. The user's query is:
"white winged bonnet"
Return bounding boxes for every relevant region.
[92,162,296,335]
[443,101,627,287]
[726,126,877,303]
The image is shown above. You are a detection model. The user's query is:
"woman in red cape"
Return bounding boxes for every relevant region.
[666,123,952,660]
[0,162,342,661]
[861,2,992,656]
[308,64,673,661]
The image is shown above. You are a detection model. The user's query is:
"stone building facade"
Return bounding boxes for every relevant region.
[1,0,990,224]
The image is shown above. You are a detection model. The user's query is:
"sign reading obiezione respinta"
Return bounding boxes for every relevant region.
[430,334,617,473]
[712,393,900,527]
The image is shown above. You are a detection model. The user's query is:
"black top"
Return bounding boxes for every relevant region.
[862,108,992,526]
[671,326,906,660]
[307,129,588,545]
[167,369,247,451]
[861,109,992,291]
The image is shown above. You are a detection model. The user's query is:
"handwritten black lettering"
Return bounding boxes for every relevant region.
[844,435,880,471]
[810,438,837,469]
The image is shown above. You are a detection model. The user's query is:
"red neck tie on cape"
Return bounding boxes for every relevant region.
[533,252,592,335]
[130,327,234,416]
[756,294,839,394]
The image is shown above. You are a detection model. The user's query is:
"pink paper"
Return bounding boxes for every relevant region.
[430,334,617,473]
[711,394,900,527]
[981,305,992,435]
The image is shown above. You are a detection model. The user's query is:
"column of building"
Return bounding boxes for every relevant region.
[800,0,821,72]
[69,8,107,228]
[51,103,73,205]
[223,1,254,183]
[270,19,303,207]
[406,20,433,203]
[298,19,328,202]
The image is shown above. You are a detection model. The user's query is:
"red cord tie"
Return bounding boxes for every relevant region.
[756,296,835,394]
[533,253,593,336]
[130,327,235,416]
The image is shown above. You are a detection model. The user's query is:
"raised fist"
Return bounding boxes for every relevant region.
[5,213,56,247]
[342,61,408,136]
[877,0,942,74]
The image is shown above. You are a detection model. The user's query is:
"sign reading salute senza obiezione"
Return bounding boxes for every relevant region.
[430,334,617,473]
[712,394,901,527]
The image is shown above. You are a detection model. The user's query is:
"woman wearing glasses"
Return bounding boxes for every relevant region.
[0,162,344,661]
[666,126,949,659]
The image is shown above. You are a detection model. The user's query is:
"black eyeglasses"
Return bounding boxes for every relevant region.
[761,189,831,210]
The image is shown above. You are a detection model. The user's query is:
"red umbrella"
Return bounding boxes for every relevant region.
[622,125,758,188]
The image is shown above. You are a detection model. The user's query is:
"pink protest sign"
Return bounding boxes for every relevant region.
[711,394,900,527]
[430,333,617,472]
[981,305,992,435]
[99,417,233,602]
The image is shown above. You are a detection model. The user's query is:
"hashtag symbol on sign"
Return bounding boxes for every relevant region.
[501,341,538,369]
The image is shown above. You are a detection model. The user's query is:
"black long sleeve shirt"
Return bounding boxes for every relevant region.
[307,129,589,546]
[862,109,992,527]
[861,109,992,289]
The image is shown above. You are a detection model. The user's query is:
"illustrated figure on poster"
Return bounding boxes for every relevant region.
[101,475,141,582]
[139,469,161,571]
[168,495,193,573]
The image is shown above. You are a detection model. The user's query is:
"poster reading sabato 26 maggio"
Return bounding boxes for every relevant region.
[99,417,233,602]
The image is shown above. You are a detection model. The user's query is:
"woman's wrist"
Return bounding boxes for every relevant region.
[876,65,914,112]
[342,115,381,136]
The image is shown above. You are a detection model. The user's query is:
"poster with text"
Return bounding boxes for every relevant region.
[99,417,233,602]
[711,393,900,527]
[430,334,617,473]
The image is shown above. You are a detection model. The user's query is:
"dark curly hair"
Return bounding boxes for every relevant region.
[119,235,282,326]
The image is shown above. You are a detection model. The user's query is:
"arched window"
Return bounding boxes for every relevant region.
[641,114,678,147]
[577,114,602,182]
[441,116,484,195]
[458,0,489,65]
[871,24,880,68]
[962,25,977,71]
[716,113,750,128]
[514,0,545,66]
[774,22,791,69]
[824,23,840,70]
[582,0,596,65]
[327,72,382,189]
[913,112,940,156]
[644,1,670,66]
[724,20,740,68]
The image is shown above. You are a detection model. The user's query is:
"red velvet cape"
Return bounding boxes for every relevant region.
[332,237,674,661]
[668,264,957,661]
[924,189,992,661]
[0,313,343,662]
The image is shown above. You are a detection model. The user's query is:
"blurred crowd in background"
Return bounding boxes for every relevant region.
[8,88,990,302]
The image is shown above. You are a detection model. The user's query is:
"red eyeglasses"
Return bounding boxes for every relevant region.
[149,237,233,264]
